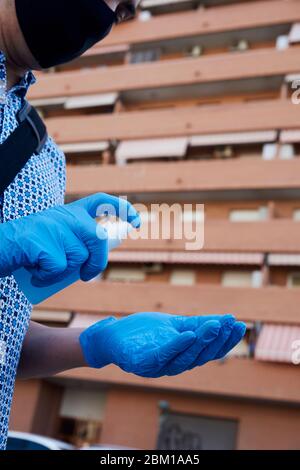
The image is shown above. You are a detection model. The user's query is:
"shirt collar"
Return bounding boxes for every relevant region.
[0,50,36,100]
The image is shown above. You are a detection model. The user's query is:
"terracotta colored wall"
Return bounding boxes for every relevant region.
[31,382,63,437]
[10,379,300,449]
[101,387,300,450]
[9,380,41,432]
[10,380,63,437]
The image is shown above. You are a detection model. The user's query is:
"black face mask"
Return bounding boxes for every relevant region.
[15,0,117,69]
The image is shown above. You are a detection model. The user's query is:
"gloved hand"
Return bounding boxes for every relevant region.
[0,193,140,286]
[79,312,246,378]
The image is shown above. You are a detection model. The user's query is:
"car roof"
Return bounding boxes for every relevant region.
[8,431,74,450]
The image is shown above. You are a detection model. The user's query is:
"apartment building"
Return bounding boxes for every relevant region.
[9,0,300,449]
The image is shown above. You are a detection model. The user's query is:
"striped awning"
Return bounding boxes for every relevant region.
[268,254,300,266]
[116,137,188,165]
[280,130,300,143]
[109,251,264,265]
[190,131,277,147]
[255,324,300,363]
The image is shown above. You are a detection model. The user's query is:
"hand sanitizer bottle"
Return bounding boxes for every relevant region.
[13,220,132,305]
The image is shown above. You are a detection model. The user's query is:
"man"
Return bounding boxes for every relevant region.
[0,0,246,449]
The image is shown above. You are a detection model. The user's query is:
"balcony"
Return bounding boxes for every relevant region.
[114,219,300,253]
[66,157,300,196]
[47,100,300,144]
[97,0,300,50]
[41,281,300,324]
[29,48,300,102]
[59,357,300,404]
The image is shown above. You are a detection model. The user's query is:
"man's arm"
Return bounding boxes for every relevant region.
[17,313,246,380]
[17,321,87,379]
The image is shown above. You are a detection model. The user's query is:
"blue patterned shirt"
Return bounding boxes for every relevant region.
[0,52,66,449]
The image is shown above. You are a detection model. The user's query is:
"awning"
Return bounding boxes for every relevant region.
[59,141,109,154]
[255,324,300,363]
[285,74,300,84]
[289,23,300,44]
[280,130,300,144]
[109,251,264,265]
[190,131,277,147]
[30,97,67,108]
[64,92,118,110]
[268,254,300,266]
[115,137,188,165]
[32,309,72,324]
[69,314,105,329]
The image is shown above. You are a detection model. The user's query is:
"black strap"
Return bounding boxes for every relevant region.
[0,100,48,195]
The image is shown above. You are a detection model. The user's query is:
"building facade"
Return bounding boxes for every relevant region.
[10,0,300,449]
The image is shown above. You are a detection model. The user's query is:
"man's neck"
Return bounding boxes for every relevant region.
[0,0,40,90]
[6,63,23,89]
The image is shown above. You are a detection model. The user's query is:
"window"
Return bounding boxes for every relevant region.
[293,209,300,221]
[222,271,262,288]
[229,39,249,53]
[60,388,106,422]
[279,144,295,160]
[129,49,160,64]
[106,267,146,282]
[170,270,196,286]
[227,338,250,358]
[143,263,163,274]
[289,23,300,45]
[276,35,289,50]
[262,143,278,160]
[229,207,268,222]
[287,273,300,288]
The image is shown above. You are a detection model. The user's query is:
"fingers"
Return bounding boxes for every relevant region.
[71,193,141,228]
[172,314,229,333]
[30,231,90,287]
[190,315,236,368]
[163,320,221,376]
[30,247,68,287]
[76,218,109,282]
[214,322,247,360]
[158,331,197,366]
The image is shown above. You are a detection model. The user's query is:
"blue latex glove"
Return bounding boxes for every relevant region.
[0,193,140,286]
[80,312,246,378]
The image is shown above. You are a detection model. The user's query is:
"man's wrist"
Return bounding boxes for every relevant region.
[79,316,117,369]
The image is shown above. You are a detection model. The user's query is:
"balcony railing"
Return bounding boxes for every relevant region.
[97,0,300,50]
[46,99,300,144]
[66,157,300,195]
[29,47,300,102]
[41,281,300,324]
[58,356,300,403]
